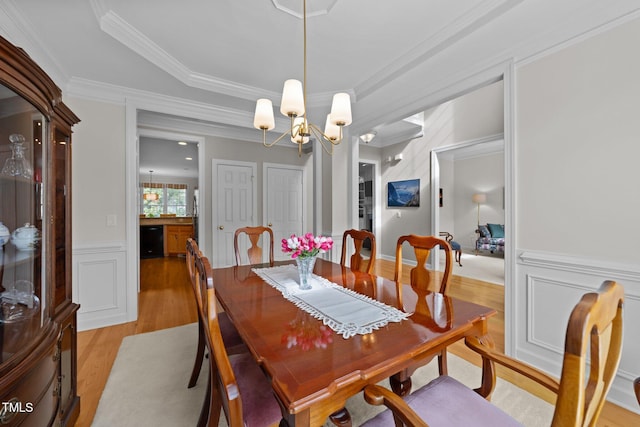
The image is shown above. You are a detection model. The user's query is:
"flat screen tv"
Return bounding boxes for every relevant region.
[387,179,420,207]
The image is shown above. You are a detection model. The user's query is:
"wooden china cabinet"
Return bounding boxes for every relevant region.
[0,35,80,426]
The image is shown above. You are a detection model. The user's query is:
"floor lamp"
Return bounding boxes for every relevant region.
[472,193,487,228]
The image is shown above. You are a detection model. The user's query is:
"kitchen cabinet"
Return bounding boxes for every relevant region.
[165,224,193,256]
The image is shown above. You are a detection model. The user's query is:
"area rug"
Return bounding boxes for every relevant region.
[439,252,505,285]
[92,323,553,426]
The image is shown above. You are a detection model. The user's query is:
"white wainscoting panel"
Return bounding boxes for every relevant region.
[327,233,343,264]
[73,242,129,331]
[516,250,640,413]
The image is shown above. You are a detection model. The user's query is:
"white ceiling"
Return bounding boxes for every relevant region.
[139,137,199,178]
[1,0,638,158]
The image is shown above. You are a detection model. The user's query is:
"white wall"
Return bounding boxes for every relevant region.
[516,19,640,263]
[514,16,640,412]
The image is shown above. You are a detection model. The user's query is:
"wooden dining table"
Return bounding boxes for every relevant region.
[211,258,496,427]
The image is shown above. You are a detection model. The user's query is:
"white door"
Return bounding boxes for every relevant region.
[264,164,304,262]
[212,160,257,267]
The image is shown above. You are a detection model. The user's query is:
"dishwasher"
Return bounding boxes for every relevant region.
[140,225,164,258]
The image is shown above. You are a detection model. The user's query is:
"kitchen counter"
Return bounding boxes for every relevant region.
[140,216,194,226]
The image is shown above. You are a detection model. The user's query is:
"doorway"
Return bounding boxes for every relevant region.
[358,161,380,259]
[137,130,204,291]
[431,136,505,285]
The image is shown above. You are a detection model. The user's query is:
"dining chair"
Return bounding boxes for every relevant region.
[438,231,462,267]
[186,238,245,389]
[340,229,376,273]
[194,255,283,427]
[395,234,452,375]
[234,226,274,266]
[362,280,624,427]
[634,377,640,405]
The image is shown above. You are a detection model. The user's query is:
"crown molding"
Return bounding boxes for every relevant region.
[0,0,69,88]
[515,6,640,67]
[66,77,260,130]
[354,0,522,101]
[92,6,278,102]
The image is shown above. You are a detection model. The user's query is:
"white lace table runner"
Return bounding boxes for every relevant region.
[252,264,408,339]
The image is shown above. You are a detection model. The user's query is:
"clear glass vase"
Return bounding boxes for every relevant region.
[1,134,33,179]
[295,256,316,290]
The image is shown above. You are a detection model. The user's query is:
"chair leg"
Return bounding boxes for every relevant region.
[188,318,206,388]
[200,371,222,427]
[329,407,352,426]
[456,250,462,267]
[198,374,211,427]
[438,350,448,376]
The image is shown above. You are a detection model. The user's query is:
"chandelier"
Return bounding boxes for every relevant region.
[143,170,158,201]
[253,0,352,156]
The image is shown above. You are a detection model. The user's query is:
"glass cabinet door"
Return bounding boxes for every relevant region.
[0,85,46,363]
[52,125,71,315]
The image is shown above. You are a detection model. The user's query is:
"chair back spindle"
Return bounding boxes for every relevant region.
[340,229,376,273]
[233,226,274,266]
[394,235,452,294]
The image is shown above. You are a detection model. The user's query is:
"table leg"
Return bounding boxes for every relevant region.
[389,372,412,397]
[329,407,352,427]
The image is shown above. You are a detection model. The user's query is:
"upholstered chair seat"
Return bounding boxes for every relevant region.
[363,375,522,427]
[229,352,283,426]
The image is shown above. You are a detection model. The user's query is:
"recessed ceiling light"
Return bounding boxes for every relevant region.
[178,141,187,145]
[185,157,193,161]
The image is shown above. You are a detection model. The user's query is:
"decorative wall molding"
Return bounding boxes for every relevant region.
[516,249,640,413]
[525,274,593,354]
[519,250,640,282]
[73,242,130,331]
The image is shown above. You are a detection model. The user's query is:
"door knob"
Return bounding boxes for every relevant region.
[268,223,272,227]
[218,225,224,230]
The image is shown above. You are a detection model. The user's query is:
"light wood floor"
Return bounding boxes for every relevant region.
[75,257,639,427]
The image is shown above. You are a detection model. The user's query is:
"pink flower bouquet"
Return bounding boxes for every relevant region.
[281,232,333,259]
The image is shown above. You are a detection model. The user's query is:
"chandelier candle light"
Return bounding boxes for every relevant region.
[282,233,333,290]
[253,0,352,156]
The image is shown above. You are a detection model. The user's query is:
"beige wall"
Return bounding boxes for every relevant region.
[516,17,640,263]
[68,97,126,244]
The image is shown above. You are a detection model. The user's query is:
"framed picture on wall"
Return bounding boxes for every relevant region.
[387,179,420,207]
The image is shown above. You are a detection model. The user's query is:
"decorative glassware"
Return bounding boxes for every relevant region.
[295,256,316,290]
[1,134,33,179]
[0,222,9,247]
